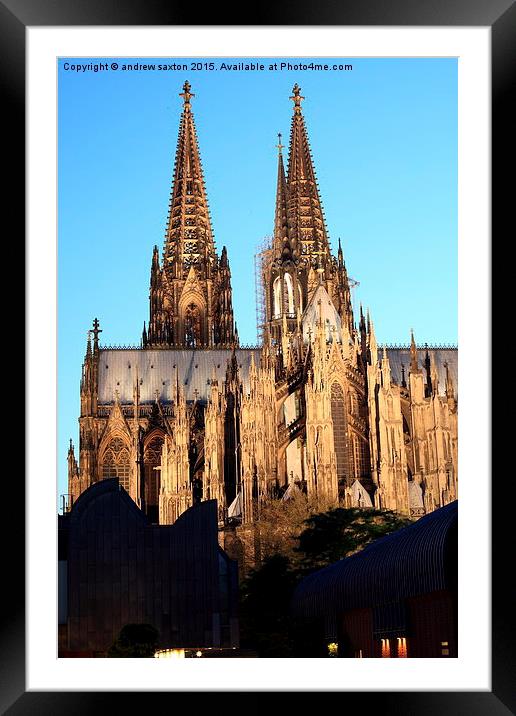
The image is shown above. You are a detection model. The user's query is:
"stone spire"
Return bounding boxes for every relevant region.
[334,237,354,334]
[424,344,433,397]
[145,245,168,346]
[410,329,419,372]
[213,245,237,347]
[144,82,236,348]
[163,81,216,279]
[444,361,455,400]
[381,345,391,386]
[337,236,344,266]
[368,313,378,366]
[67,439,78,476]
[286,84,330,271]
[80,323,100,417]
[273,132,293,261]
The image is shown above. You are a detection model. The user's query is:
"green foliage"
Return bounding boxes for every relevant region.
[107,623,159,658]
[296,507,412,572]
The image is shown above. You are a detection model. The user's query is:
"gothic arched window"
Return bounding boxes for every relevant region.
[284,273,295,316]
[330,383,347,486]
[353,434,368,478]
[184,303,202,347]
[144,435,164,521]
[273,277,282,319]
[101,437,131,492]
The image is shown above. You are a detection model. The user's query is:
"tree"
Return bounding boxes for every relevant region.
[255,491,335,565]
[107,623,159,658]
[296,507,412,572]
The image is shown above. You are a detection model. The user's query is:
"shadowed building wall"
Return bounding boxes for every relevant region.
[58,479,238,655]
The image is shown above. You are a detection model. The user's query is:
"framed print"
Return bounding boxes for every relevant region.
[2,0,512,712]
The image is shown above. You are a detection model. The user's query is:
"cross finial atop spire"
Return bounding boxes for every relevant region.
[179,80,194,109]
[290,83,304,112]
[276,132,284,155]
[92,317,102,350]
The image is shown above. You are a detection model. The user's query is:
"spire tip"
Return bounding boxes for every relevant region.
[179,80,194,108]
[290,83,304,112]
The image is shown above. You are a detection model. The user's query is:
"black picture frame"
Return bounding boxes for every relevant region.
[4,0,510,712]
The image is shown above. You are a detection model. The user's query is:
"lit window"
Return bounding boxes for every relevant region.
[327,642,338,657]
[397,637,408,658]
[284,273,295,315]
[381,638,391,658]
[144,435,164,508]
[154,649,185,659]
[273,277,282,318]
[441,640,449,656]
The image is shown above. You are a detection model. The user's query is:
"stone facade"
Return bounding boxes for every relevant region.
[67,82,458,544]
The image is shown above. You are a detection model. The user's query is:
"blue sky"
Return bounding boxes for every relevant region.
[58,56,457,504]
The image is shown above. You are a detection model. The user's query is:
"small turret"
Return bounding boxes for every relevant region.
[424,345,432,397]
[444,360,455,401]
[410,329,419,373]
[92,317,102,353]
[220,245,228,269]
[337,237,344,267]
[368,313,378,366]
[67,439,78,475]
[381,345,391,387]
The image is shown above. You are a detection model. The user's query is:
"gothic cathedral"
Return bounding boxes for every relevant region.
[68,82,458,533]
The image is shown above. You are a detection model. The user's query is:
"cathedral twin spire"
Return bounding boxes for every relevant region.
[276,83,331,269]
[266,84,354,343]
[164,80,216,278]
[145,81,343,349]
[273,133,291,261]
[144,82,236,348]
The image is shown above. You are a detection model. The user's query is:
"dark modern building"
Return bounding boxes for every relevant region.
[58,479,239,656]
[291,500,458,657]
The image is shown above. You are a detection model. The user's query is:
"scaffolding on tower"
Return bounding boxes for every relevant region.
[254,236,273,345]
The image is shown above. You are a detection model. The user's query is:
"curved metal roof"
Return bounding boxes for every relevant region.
[291,500,457,618]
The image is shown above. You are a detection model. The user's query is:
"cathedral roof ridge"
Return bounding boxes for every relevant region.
[383,343,458,350]
[99,344,262,352]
